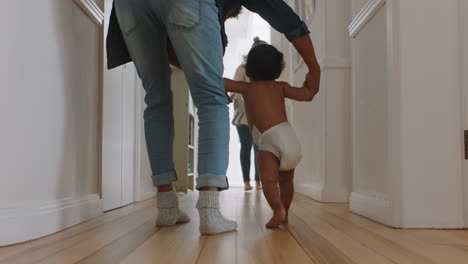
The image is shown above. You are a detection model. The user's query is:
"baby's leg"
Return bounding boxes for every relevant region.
[257,151,286,228]
[279,170,295,223]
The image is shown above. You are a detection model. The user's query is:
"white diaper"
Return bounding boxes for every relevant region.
[252,122,302,171]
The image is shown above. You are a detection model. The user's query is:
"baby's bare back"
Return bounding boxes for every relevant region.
[243,81,288,133]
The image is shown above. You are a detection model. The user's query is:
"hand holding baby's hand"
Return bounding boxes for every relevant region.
[226,92,233,104]
[306,71,320,99]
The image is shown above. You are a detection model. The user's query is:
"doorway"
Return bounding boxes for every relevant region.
[224,9,271,187]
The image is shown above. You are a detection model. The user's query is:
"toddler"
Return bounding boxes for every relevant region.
[224,44,319,228]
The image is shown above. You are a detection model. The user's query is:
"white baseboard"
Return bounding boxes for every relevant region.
[466,210,468,228]
[296,183,323,201]
[0,194,102,246]
[322,185,351,202]
[350,191,392,226]
[296,183,350,203]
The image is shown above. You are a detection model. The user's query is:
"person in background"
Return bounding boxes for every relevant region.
[230,37,267,191]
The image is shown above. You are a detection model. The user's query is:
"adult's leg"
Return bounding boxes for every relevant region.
[279,170,295,223]
[163,0,235,234]
[257,151,285,228]
[165,0,229,190]
[236,125,253,189]
[253,144,261,189]
[114,0,188,226]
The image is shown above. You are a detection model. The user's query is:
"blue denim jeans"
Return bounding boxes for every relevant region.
[115,0,229,190]
[236,125,259,182]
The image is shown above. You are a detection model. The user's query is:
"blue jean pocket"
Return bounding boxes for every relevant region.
[166,0,201,30]
[115,0,138,35]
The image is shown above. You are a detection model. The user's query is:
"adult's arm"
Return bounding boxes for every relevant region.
[242,0,320,94]
[292,35,321,94]
[292,35,320,72]
[241,0,309,42]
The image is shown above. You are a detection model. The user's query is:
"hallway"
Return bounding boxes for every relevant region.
[1,189,468,264]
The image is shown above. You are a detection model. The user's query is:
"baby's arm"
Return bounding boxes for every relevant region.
[281,73,319,102]
[224,78,248,94]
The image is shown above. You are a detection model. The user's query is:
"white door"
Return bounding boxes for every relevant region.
[102,0,136,211]
[102,0,122,210]
[462,0,468,228]
[135,80,157,202]
[121,63,137,206]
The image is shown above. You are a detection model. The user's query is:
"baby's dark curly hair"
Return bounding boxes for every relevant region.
[245,44,285,81]
[229,6,243,18]
[224,4,243,19]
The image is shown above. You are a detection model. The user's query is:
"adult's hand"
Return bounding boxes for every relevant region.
[307,71,320,99]
[226,92,233,104]
[292,34,321,100]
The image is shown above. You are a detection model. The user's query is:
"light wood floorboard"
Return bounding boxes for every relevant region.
[1,189,468,264]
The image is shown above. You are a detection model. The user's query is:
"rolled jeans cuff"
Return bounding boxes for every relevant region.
[196,174,229,191]
[152,171,177,187]
[285,22,311,42]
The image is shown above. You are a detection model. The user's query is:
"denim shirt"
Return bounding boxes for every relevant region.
[106,0,310,69]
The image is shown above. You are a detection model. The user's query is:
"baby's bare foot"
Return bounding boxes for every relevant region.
[266,209,286,228]
[283,212,289,224]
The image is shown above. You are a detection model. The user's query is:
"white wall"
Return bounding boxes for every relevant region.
[350,0,464,228]
[286,0,327,197]
[272,0,352,202]
[398,0,463,228]
[351,0,372,17]
[323,0,352,201]
[350,3,390,224]
[0,0,102,245]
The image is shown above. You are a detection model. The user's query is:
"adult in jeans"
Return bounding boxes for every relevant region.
[231,37,266,191]
[106,0,320,235]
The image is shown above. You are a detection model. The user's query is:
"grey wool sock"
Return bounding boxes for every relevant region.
[196,191,238,235]
[156,189,190,227]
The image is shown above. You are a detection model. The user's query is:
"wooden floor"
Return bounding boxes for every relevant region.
[1,189,468,264]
